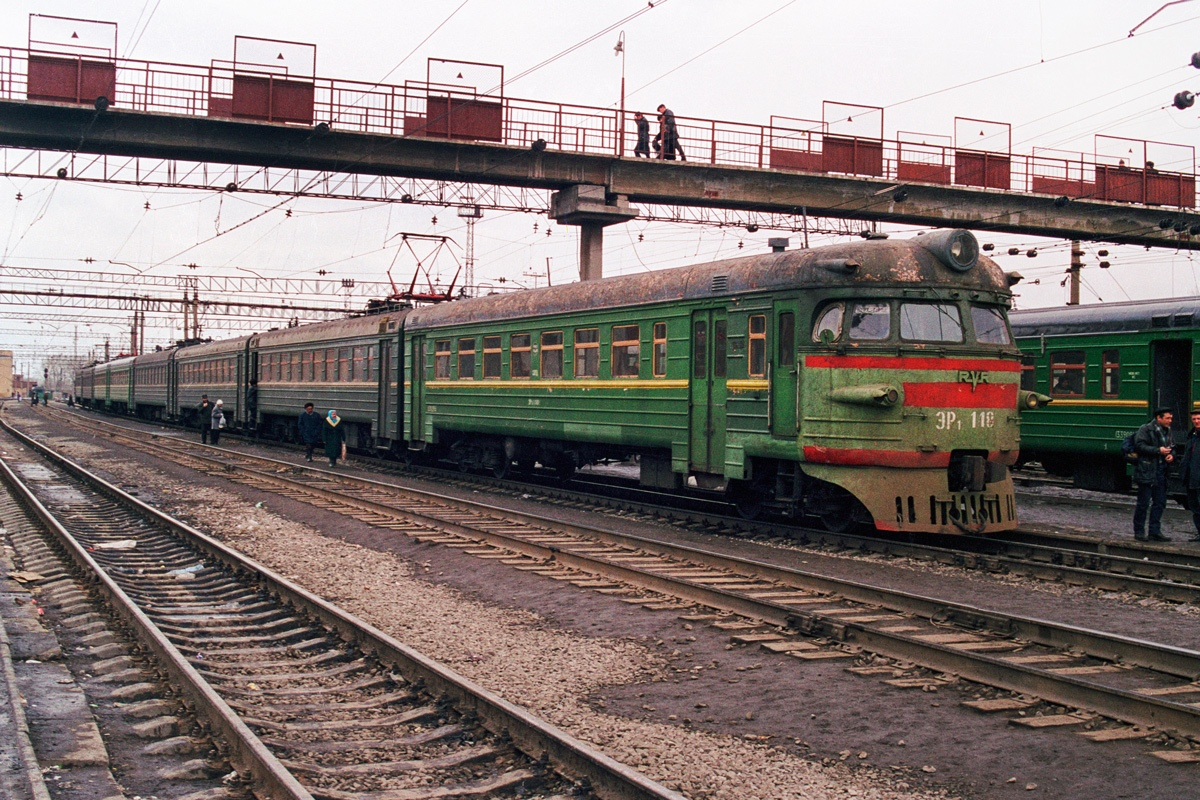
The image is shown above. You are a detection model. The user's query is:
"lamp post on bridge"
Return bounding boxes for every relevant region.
[615,31,626,158]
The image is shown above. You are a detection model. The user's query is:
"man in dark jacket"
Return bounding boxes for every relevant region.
[1181,409,1200,542]
[297,402,322,462]
[197,395,212,444]
[633,112,650,157]
[1133,407,1175,541]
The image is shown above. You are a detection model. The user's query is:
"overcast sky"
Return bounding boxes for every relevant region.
[3,1,1200,369]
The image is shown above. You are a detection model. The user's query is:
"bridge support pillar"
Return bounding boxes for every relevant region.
[550,185,639,281]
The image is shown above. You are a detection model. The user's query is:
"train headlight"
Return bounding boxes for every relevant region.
[830,384,902,408]
[1020,391,1053,410]
[918,229,979,272]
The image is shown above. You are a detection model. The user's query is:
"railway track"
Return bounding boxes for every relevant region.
[16,408,1200,756]
[0,420,686,800]
[35,404,1200,603]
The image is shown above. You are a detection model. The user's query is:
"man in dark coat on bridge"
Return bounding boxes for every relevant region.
[297,402,322,462]
[1181,409,1200,542]
[633,112,650,157]
[1133,407,1175,542]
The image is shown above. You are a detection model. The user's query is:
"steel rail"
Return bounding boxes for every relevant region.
[0,454,314,800]
[0,420,686,800]
[22,413,1200,741]
[49,404,1200,603]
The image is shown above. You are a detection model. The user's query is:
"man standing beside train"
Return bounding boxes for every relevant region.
[1133,407,1175,542]
[298,402,322,463]
[1181,410,1200,543]
[197,394,212,445]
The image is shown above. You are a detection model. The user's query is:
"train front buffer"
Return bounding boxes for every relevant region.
[799,355,1030,534]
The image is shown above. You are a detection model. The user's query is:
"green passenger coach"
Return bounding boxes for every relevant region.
[1011,298,1199,491]
[404,230,1030,534]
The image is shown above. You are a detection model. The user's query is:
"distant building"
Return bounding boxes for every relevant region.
[0,351,11,397]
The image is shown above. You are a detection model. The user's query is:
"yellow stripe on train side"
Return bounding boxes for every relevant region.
[726,379,770,392]
[1042,399,1149,407]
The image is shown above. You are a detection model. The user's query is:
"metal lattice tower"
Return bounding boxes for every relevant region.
[457,201,483,296]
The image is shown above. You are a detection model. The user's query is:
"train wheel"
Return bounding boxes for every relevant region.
[554,458,576,484]
[819,504,854,533]
[491,458,509,479]
[728,480,767,521]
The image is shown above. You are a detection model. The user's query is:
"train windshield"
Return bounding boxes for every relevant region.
[849,302,890,340]
[970,305,1011,345]
[899,302,963,343]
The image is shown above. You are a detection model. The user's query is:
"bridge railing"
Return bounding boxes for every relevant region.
[0,45,1195,210]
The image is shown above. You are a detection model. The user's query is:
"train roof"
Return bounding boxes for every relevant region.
[102,355,137,370]
[1010,297,1200,337]
[406,232,1011,331]
[252,312,407,348]
[134,348,176,366]
[174,335,252,360]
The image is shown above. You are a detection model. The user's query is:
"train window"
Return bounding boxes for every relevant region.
[434,340,452,379]
[368,345,379,382]
[458,338,475,379]
[1050,351,1085,397]
[899,302,963,343]
[1102,350,1120,397]
[693,321,707,379]
[575,328,599,378]
[611,325,640,378]
[314,350,325,382]
[327,348,339,381]
[340,348,353,382]
[715,319,729,378]
[483,336,502,379]
[653,322,668,377]
[541,332,563,379]
[1020,355,1037,391]
[971,306,1011,344]
[849,302,890,340]
[748,315,765,377]
[284,354,293,383]
[511,334,531,379]
[275,354,283,382]
[302,351,313,382]
[354,346,366,381]
[778,312,795,366]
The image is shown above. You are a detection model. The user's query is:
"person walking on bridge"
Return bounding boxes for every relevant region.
[633,112,650,157]
[656,104,685,161]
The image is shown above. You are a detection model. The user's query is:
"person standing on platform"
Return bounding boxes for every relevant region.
[1181,409,1200,543]
[211,399,226,446]
[323,409,346,468]
[197,394,213,444]
[1133,407,1175,542]
[298,402,322,462]
[633,112,650,157]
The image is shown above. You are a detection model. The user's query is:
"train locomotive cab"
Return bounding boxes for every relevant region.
[734,230,1023,534]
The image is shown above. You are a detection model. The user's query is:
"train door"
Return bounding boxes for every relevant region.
[379,338,394,441]
[1151,340,1192,440]
[771,302,798,435]
[689,309,728,474]
[167,354,177,421]
[409,334,425,445]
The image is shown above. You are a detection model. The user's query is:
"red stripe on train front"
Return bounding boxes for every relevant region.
[803,447,952,467]
[805,355,1020,372]
[903,382,1017,408]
